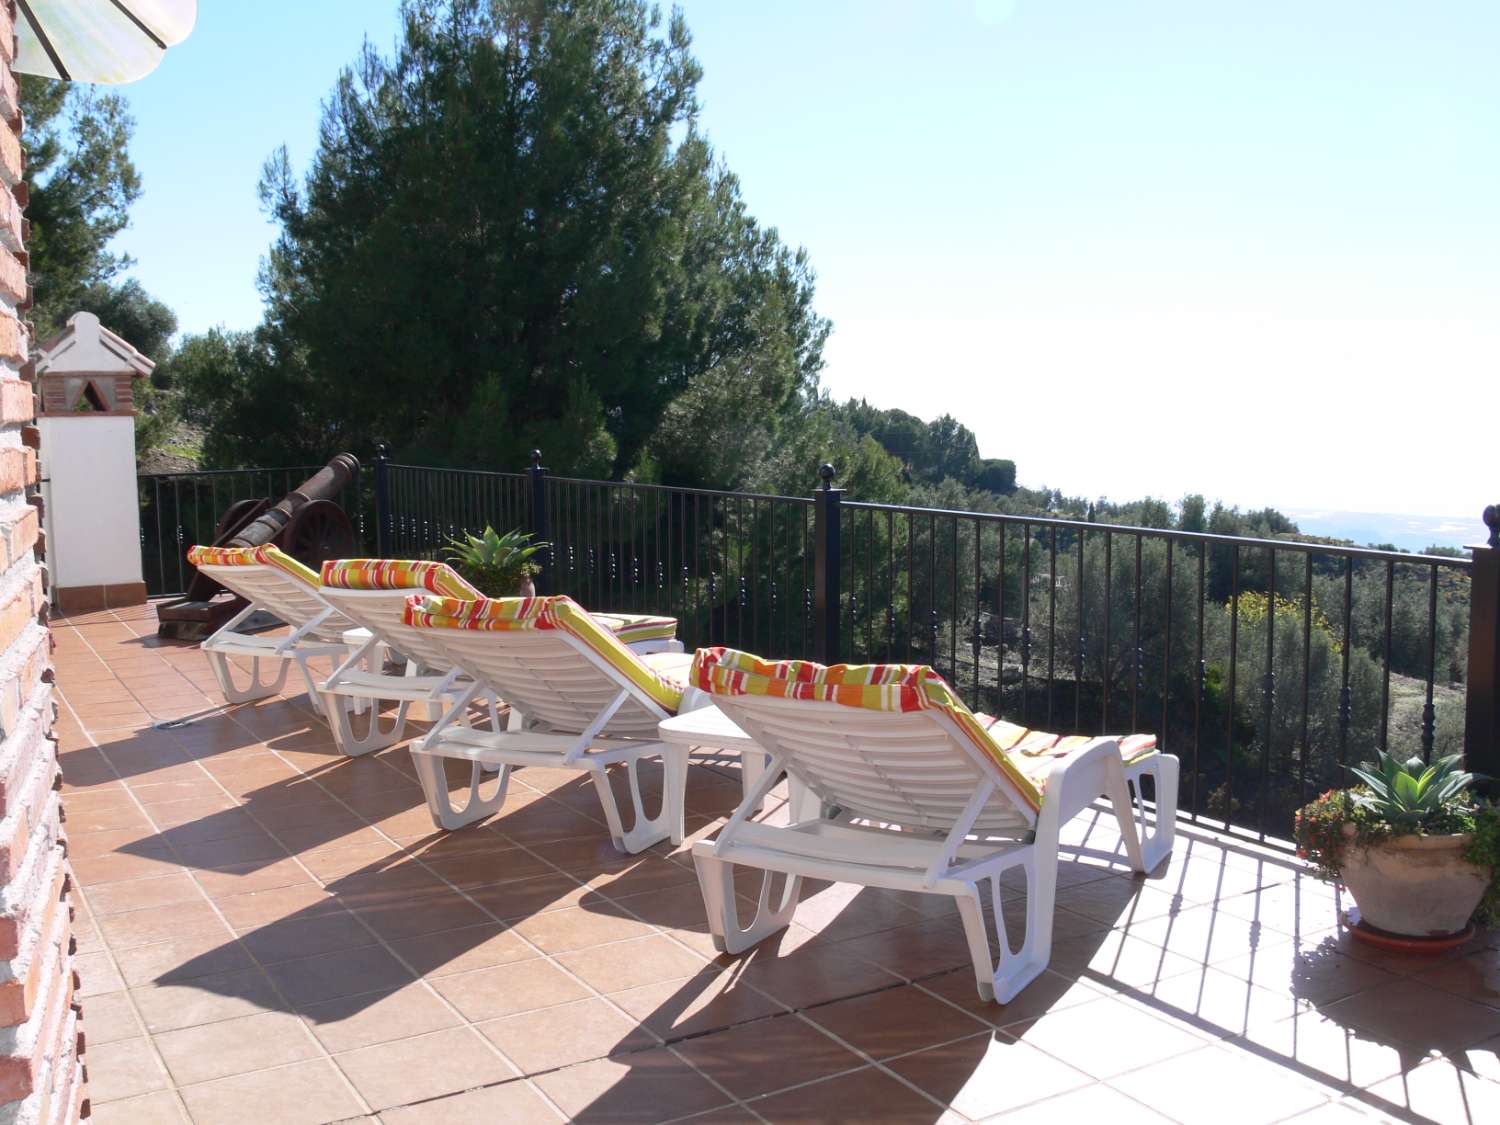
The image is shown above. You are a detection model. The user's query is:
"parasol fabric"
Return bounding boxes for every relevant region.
[14,0,197,84]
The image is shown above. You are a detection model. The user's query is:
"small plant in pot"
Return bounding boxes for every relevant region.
[1294,751,1500,942]
[442,526,548,598]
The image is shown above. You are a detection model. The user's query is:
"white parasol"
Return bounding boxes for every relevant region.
[14,0,197,84]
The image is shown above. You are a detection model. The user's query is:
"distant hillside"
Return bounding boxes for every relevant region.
[1284,509,1479,554]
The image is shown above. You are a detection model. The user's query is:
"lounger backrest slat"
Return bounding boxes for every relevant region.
[195,564,353,645]
[422,628,666,738]
[317,588,458,672]
[716,694,1035,834]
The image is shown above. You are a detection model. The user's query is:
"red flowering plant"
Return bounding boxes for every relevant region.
[1293,755,1500,927]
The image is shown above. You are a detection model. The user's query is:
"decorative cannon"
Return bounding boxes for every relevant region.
[156,454,362,639]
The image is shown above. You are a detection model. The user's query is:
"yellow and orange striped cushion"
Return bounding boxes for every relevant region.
[187,544,320,586]
[592,613,679,647]
[689,647,1156,811]
[404,594,684,714]
[320,558,479,597]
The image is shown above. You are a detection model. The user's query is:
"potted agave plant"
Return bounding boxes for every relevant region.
[1294,751,1500,942]
[442,526,548,598]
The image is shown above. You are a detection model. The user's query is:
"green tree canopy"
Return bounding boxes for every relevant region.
[206,0,827,475]
[20,79,142,338]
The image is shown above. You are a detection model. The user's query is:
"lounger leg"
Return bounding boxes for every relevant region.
[412,750,510,830]
[955,856,1058,1003]
[207,650,289,704]
[321,693,410,757]
[587,745,687,854]
[1121,754,1180,873]
[693,853,801,954]
[740,749,768,815]
[293,653,329,718]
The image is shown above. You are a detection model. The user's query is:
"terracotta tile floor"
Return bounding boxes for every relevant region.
[55,604,1500,1124]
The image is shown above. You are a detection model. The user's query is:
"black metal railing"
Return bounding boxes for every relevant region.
[378,460,531,560]
[139,448,1499,842]
[832,497,1475,843]
[138,465,370,597]
[542,473,815,658]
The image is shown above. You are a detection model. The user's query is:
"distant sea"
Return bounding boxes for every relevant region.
[1282,509,1482,554]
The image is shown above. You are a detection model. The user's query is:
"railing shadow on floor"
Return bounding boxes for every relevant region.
[67,672,1499,1123]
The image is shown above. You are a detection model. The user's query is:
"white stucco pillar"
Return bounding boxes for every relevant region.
[35,312,152,612]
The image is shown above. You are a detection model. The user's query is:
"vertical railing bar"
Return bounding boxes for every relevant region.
[1162,539,1174,753]
[1132,534,1143,730]
[1300,553,1313,805]
[886,509,896,663]
[1102,531,1112,732]
[153,478,166,592]
[1021,524,1032,724]
[751,497,760,653]
[172,477,184,594]
[1046,525,1057,728]
[1226,544,1241,833]
[1075,526,1085,732]
[1259,547,1276,843]
[1423,561,1439,762]
[949,516,959,686]
[695,492,704,646]
[928,513,938,674]
[1193,543,1205,823]
[997,522,1007,717]
[1380,558,1394,752]
[972,518,983,708]
[1340,557,1353,783]
[906,513,915,662]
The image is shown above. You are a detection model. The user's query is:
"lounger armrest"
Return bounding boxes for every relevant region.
[676,686,713,714]
[1038,737,1124,826]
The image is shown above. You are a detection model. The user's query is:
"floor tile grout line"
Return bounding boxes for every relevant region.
[194,689,852,1117]
[171,678,578,1118]
[206,726,791,1121]
[1097,1037,1343,1125]
[72,646,1181,1117]
[176,668,823,1115]
[56,683,217,1123]
[58,617,379,1119]
[60,608,1450,1124]
[774,1008,986,1122]
[75,608,227,723]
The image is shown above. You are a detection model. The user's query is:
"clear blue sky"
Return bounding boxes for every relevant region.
[110,1,1498,525]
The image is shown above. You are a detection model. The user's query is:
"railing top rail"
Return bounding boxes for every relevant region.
[842,499,1474,568]
[386,463,527,481]
[137,465,328,482]
[545,475,816,505]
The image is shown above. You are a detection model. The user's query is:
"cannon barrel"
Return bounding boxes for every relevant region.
[227,454,360,550]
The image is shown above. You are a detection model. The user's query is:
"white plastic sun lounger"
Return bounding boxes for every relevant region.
[402,593,702,852]
[686,647,1178,1003]
[186,545,362,719]
[316,559,682,757]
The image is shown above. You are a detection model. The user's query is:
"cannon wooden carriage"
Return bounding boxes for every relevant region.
[156,454,362,639]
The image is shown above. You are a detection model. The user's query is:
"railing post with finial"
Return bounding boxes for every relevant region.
[372,441,391,557]
[813,463,843,665]
[528,450,552,594]
[1464,503,1500,789]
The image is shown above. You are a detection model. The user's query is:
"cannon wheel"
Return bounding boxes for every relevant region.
[281,499,357,571]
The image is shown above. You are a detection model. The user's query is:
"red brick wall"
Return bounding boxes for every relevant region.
[0,3,86,1122]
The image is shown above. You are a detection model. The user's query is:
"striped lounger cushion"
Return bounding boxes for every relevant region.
[188,544,321,585]
[689,646,1155,812]
[404,594,687,714]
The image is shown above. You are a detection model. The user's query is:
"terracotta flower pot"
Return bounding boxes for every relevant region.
[1338,824,1489,937]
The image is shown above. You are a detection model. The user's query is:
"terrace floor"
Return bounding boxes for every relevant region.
[52,604,1500,1125]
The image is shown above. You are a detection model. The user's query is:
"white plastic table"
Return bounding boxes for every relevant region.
[658,705,771,807]
[659,705,819,818]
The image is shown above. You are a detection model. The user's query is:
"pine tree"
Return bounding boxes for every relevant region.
[211,0,828,475]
